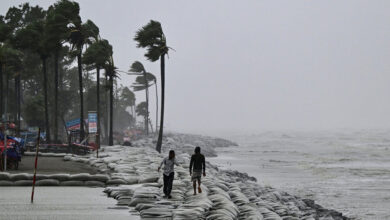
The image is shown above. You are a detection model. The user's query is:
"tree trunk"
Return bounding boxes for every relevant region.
[108,75,113,146]
[154,79,158,134]
[54,51,59,143]
[0,63,3,120]
[13,76,17,124]
[77,51,84,142]
[96,67,101,151]
[156,54,165,153]
[5,73,8,122]
[17,75,20,136]
[42,58,51,143]
[105,74,109,144]
[143,71,149,135]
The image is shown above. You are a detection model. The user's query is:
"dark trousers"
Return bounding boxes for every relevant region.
[163,172,174,196]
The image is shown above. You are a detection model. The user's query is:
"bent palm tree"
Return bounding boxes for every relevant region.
[129,61,156,135]
[134,20,169,153]
[69,18,98,142]
[83,39,112,149]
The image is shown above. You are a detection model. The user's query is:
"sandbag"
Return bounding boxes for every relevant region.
[60,180,84,186]
[36,179,60,186]
[35,174,50,180]
[84,181,105,187]
[10,173,33,181]
[14,180,33,186]
[0,172,10,181]
[138,175,159,183]
[69,173,92,181]
[106,179,127,185]
[0,180,13,186]
[90,174,109,183]
[48,173,71,181]
[128,197,156,207]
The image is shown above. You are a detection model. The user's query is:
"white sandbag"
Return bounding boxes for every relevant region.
[35,174,50,180]
[0,172,10,181]
[84,181,105,187]
[14,180,33,186]
[128,198,156,207]
[47,173,71,181]
[63,155,72,161]
[106,179,127,185]
[0,180,13,186]
[90,174,109,183]
[10,173,33,181]
[138,175,159,183]
[60,180,85,186]
[69,173,92,181]
[36,179,60,186]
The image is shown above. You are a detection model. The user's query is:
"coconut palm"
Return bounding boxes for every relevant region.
[129,61,157,135]
[134,20,169,153]
[46,0,80,142]
[83,39,112,148]
[104,54,117,146]
[13,9,52,142]
[120,87,136,125]
[69,17,99,142]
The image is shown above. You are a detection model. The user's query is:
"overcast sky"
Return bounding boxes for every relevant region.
[1,1,390,135]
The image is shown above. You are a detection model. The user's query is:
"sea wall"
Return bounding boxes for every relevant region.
[0,134,349,220]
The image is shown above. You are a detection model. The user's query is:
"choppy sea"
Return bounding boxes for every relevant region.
[210,130,390,220]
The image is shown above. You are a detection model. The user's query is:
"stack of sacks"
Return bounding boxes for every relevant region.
[206,184,239,220]
[0,172,109,186]
[228,184,263,220]
[173,184,212,219]
[128,187,160,207]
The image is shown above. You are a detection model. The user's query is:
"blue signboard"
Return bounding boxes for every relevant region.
[66,118,80,131]
[88,113,97,133]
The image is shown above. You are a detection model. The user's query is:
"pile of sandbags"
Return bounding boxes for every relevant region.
[0,172,109,187]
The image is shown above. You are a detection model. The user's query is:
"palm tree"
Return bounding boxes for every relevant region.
[69,17,99,142]
[134,20,169,153]
[103,52,116,146]
[46,0,80,142]
[129,61,156,135]
[83,39,112,149]
[120,87,136,127]
[13,10,52,142]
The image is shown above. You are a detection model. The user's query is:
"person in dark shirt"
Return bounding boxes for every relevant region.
[189,146,206,195]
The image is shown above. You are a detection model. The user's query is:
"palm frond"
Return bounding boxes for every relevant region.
[129,61,145,73]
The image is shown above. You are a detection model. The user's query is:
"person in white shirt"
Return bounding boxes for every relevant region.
[158,150,179,199]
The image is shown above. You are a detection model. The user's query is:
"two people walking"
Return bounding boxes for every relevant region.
[158,146,206,199]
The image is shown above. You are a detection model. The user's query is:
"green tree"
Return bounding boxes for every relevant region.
[104,55,117,146]
[84,38,112,147]
[129,61,156,134]
[14,15,52,142]
[134,20,169,153]
[136,101,148,121]
[46,0,79,142]
[69,14,99,141]
[120,87,136,125]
